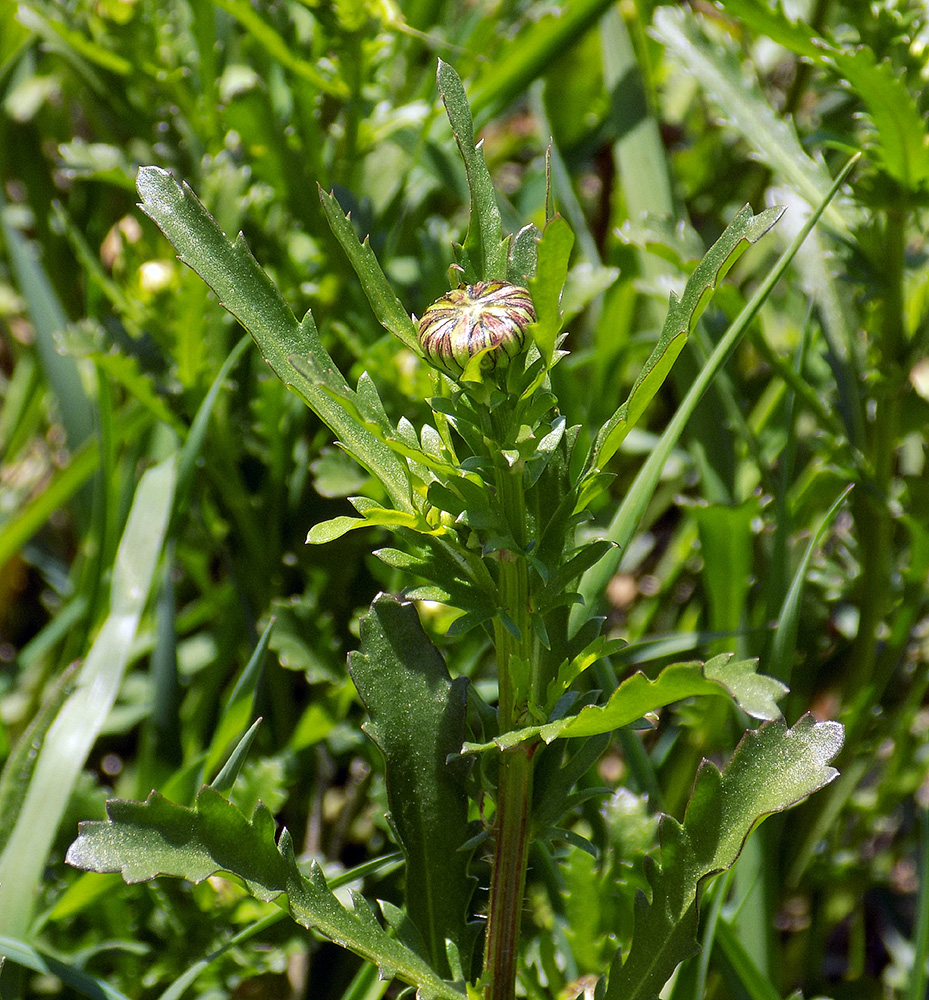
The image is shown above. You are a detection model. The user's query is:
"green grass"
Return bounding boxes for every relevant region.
[1,1,928,998]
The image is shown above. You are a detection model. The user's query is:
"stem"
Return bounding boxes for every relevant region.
[482,743,534,1000]
[482,402,538,1000]
[849,207,905,696]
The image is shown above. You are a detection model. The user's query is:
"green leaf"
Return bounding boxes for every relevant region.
[508,223,541,284]
[318,187,420,352]
[203,617,275,782]
[211,0,348,97]
[717,0,929,191]
[66,787,464,999]
[467,0,619,124]
[768,485,853,683]
[436,60,509,282]
[0,455,176,936]
[587,204,783,472]
[573,154,859,628]
[0,662,78,858]
[691,499,760,635]
[210,719,263,796]
[134,166,413,512]
[349,595,478,979]
[461,655,787,754]
[0,935,133,1000]
[307,506,443,545]
[0,185,94,451]
[602,715,844,1000]
[527,216,574,366]
[652,6,858,233]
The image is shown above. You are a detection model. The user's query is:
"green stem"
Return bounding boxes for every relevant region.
[849,207,905,696]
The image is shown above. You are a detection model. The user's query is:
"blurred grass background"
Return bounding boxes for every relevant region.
[0,1,927,998]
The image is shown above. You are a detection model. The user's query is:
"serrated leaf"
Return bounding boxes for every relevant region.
[318,187,421,351]
[603,716,844,1000]
[349,596,478,979]
[527,216,574,365]
[134,167,413,512]
[66,787,464,999]
[653,6,857,232]
[460,655,787,754]
[436,60,508,282]
[717,0,929,191]
[572,154,858,629]
[588,204,783,472]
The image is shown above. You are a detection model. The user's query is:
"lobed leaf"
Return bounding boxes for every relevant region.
[652,6,857,232]
[349,596,479,979]
[573,154,858,627]
[66,787,464,999]
[460,654,787,754]
[718,0,929,191]
[603,716,844,1000]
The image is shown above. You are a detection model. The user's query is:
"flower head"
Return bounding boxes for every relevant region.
[417,280,535,379]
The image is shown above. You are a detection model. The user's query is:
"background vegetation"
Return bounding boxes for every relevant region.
[0,1,927,998]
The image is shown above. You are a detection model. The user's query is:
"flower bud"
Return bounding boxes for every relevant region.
[417,280,535,378]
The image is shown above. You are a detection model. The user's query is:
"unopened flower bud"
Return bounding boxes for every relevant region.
[417,280,535,378]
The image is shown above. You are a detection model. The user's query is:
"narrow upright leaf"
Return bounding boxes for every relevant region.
[135,167,413,511]
[349,595,478,979]
[603,716,844,1000]
[0,456,176,936]
[437,60,509,282]
[527,216,574,366]
[587,205,783,472]
[318,187,421,352]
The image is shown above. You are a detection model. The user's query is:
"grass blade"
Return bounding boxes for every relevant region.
[0,455,176,936]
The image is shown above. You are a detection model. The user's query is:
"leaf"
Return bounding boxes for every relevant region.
[460,655,787,754]
[134,166,413,512]
[0,662,78,858]
[349,596,478,979]
[0,935,133,1000]
[527,216,574,366]
[306,506,443,545]
[768,485,853,683]
[66,787,464,1000]
[467,0,620,123]
[0,456,176,936]
[508,223,541,284]
[572,154,858,628]
[212,0,348,97]
[587,204,783,472]
[717,0,929,191]
[436,60,509,282]
[652,7,857,233]
[602,715,844,1000]
[318,187,421,352]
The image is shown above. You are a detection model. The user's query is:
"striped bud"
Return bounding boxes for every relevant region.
[417,280,536,379]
